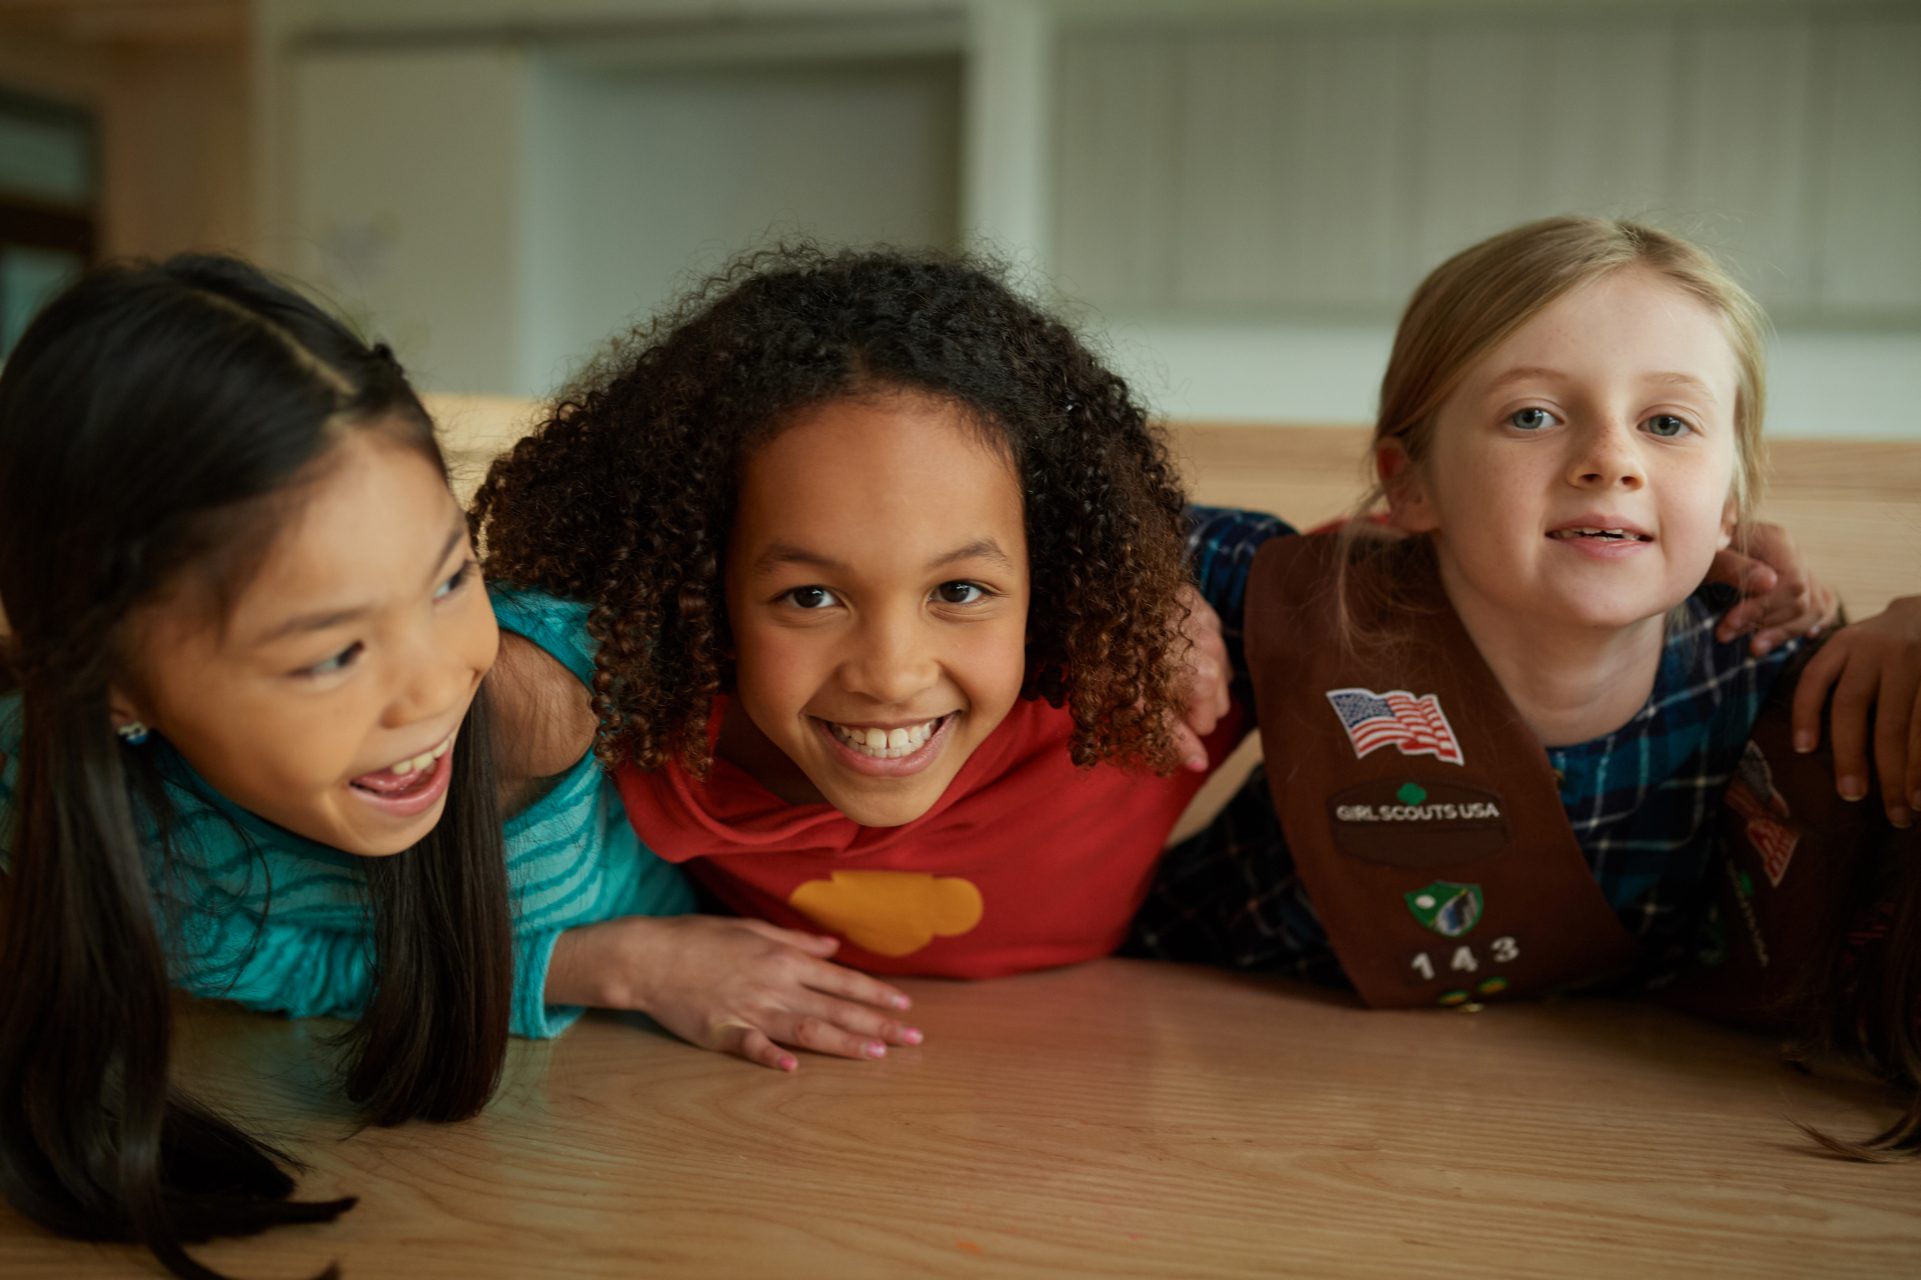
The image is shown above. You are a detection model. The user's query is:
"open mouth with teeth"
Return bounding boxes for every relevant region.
[1548,527,1653,543]
[350,731,456,798]
[826,716,948,760]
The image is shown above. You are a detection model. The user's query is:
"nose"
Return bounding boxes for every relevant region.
[381,626,476,731]
[843,604,938,707]
[1566,418,1646,491]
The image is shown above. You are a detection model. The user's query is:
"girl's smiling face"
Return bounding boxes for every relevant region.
[721,391,1030,828]
[1390,267,1743,638]
[116,427,498,856]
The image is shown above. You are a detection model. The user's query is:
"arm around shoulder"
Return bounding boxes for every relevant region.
[488,631,600,806]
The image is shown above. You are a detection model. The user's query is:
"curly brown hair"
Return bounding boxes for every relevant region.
[473,245,1193,779]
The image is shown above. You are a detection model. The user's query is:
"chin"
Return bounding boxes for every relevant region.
[823,786,942,829]
[338,810,444,858]
[1559,601,1673,633]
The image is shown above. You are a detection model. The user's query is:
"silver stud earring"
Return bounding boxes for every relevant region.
[115,721,150,745]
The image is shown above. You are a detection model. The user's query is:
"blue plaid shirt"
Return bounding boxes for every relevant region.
[1135,507,1801,975]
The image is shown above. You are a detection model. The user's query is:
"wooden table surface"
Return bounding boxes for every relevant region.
[5,958,1917,1279]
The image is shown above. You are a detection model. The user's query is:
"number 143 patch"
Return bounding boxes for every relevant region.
[1409,935,1519,1006]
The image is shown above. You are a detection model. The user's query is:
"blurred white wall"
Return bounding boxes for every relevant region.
[252,0,1921,437]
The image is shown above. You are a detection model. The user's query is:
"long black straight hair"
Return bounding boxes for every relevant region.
[0,256,513,1276]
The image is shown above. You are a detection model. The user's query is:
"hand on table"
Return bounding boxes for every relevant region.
[547,915,922,1071]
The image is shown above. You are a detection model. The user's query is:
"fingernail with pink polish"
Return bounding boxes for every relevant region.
[865,1041,887,1059]
[891,994,911,1010]
[902,1027,923,1045]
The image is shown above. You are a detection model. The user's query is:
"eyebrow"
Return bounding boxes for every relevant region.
[252,516,467,646]
[1643,371,1721,402]
[753,537,1016,575]
[1481,365,1720,402]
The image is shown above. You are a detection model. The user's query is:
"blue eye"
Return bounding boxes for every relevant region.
[1645,414,1691,438]
[1508,407,1558,432]
[435,560,476,600]
[933,581,987,605]
[302,642,363,678]
[783,586,840,610]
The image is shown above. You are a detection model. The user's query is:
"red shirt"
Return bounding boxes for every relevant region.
[615,696,1241,978]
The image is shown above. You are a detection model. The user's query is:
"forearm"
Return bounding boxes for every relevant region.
[516,927,585,1038]
[165,907,374,1021]
[1184,505,1297,694]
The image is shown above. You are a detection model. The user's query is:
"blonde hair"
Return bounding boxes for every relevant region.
[1373,214,1770,525]
[1336,216,1771,654]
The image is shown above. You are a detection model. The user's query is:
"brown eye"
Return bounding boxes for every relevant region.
[933,582,986,605]
[435,560,475,600]
[783,586,838,610]
[300,642,363,678]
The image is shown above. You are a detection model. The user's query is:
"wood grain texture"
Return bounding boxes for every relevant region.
[3,961,1917,1278]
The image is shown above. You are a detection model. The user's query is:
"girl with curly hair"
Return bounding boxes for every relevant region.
[472,247,1257,1070]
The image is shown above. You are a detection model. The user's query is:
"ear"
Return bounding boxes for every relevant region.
[1376,439,1437,533]
[1717,495,1738,551]
[107,686,150,734]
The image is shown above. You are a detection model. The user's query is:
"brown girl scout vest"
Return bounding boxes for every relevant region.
[1658,641,1920,1033]
[1244,533,1638,1008]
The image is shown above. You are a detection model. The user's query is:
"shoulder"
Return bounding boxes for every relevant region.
[490,583,598,686]
[1658,584,1801,747]
[490,632,599,790]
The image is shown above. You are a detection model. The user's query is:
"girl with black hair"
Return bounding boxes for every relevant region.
[0,253,511,1276]
[0,254,913,1277]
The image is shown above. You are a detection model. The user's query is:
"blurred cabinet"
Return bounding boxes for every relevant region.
[1051,7,1921,324]
[289,45,530,394]
[1054,32,1180,310]
[1175,27,1416,313]
[1816,17,1921,317]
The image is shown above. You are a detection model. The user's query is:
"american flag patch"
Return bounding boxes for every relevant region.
[1745,817,1798,887]
[1324,687,1465,766]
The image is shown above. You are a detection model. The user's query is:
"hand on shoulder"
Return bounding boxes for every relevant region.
[1790,594,1921,828]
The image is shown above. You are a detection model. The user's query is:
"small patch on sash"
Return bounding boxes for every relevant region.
[1324,687,1465,765]
[1724,742,1797,888]
[1404,880,1484,937]
[1329,778,1506,866]
[1724,864,1770,969]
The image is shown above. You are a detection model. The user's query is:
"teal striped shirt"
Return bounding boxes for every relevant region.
[0,585,692,1038]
